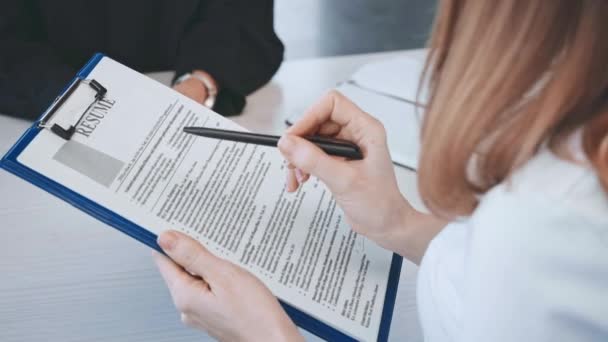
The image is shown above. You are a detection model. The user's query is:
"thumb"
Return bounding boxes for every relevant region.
[278,135,354,192]
[158,230,222,280]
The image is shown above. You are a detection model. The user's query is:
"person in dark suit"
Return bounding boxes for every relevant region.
[0,0,284,120]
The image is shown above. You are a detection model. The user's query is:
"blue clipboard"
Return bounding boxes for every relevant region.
[0,54,402,342]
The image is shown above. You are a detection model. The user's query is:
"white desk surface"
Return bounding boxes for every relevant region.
[0,50,425,342]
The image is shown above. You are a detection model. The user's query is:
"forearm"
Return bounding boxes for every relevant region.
[368,205,448,265]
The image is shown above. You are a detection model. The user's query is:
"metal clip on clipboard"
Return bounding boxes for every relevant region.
[38,78,107,140]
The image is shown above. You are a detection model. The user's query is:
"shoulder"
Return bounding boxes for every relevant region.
[474,148,608,235]
[460,149,608,341]
[470,149,608,283]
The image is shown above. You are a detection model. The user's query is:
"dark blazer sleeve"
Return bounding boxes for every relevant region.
[174,0,284,116]
[0,1,76,120]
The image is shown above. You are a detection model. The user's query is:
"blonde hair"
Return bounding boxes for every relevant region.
[419,0,608,217]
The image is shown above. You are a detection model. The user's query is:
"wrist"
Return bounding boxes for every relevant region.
[174,70,218,108]
[363,196,446,264]
[363,195,412,246]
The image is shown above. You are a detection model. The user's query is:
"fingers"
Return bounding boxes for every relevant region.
[157,231,222,280]
[287,90,358,136]
[154,251,189,289]
[285,168,310,193]
[288,91,388,158]
[317,121,342,137]
[278,135,355,194]
[294,169,310,184]
[286,161,309,193]
[153,251,212,315]
[154,251,209,287]
[286,167,298,192]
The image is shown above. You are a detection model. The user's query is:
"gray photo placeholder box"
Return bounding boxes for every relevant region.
[53,140,124,188]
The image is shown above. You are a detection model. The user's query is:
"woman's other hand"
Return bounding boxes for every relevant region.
[153,230,303,342]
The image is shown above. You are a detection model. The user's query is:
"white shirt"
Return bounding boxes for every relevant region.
[417,147,608,341]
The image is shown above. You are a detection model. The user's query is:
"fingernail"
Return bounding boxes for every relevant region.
[295,169,304,183]
[158,231,177,251]
[278,135,295,152]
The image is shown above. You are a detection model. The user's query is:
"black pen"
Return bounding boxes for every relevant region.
[183,127,363,160]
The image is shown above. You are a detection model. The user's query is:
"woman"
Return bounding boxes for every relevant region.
[152,0,608,340]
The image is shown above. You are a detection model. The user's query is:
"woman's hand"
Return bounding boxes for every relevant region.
[279,91,447,263]
[153,230,303,342]
[278,91,413,243]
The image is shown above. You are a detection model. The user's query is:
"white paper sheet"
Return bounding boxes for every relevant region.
[350,51,428,105]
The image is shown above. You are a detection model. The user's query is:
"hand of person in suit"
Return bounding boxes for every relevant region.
[153,230,303,341]
[173,71,217,106]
